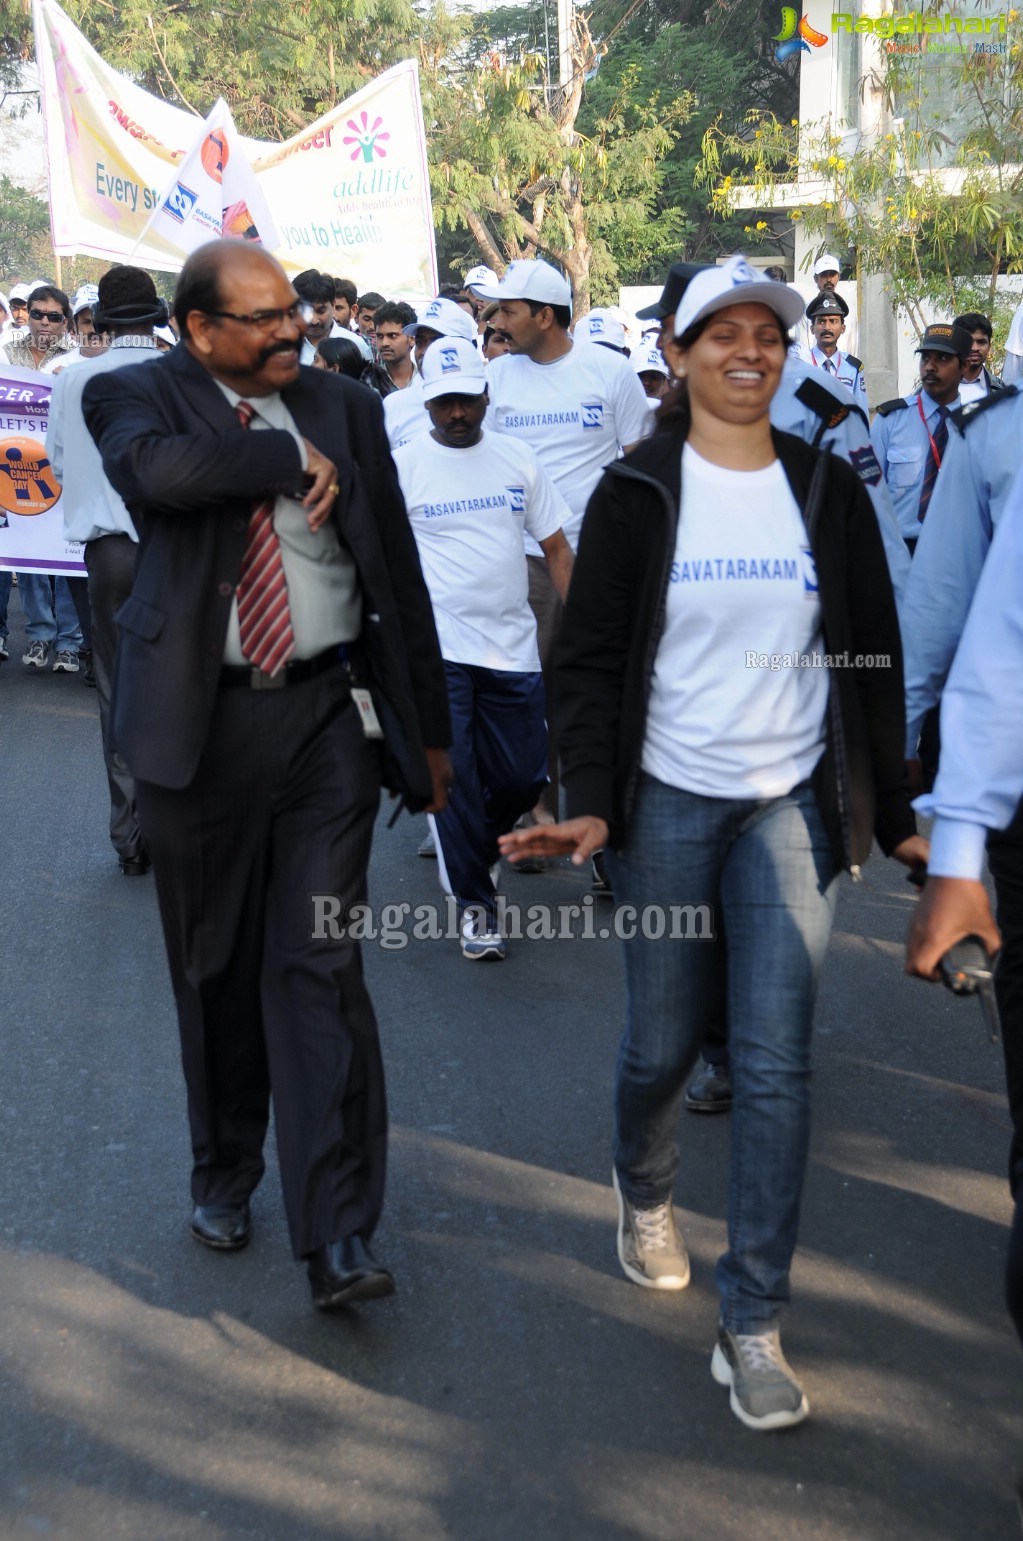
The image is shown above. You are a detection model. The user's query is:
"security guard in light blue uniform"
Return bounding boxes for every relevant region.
[869,321,972,549]
[772,354,911,609]
[902,382,1022,757]
[805,290,867,404]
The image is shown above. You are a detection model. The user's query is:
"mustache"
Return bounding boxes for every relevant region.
[257,341,299,367]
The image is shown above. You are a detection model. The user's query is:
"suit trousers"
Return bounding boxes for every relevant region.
[135,663,386,1259]
[84,535,145,863]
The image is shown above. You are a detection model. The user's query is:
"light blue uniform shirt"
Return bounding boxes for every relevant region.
[869,389,961,541]
[807,346,867,404]
[915,458,1023,878]
[772,356,910,610]
[902,386,1023,752]
[47,336,161,544]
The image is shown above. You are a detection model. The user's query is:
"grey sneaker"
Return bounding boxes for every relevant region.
[613,1168,690,1290]
[711,1322,809,1430]
[417,829,436,858]
[52,649,79,673]
[22,640,48,668]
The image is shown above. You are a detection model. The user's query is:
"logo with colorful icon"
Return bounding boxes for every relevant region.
[0,442,61,517]
[774,7,829,59]
[343,112,390,165]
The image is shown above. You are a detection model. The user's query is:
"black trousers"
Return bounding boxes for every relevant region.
[84,536,144,862]
[987,802,1023,1344]
[136,665,386,1259]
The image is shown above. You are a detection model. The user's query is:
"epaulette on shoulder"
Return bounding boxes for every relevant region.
[846,355,863,371]
[874,397,909,417]
[951,384,1020,432]
[795,375,850,428]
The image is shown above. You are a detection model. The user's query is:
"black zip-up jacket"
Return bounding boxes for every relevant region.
[556,426,916,872]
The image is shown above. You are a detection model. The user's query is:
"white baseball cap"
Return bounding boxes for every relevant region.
[674,255,805,338]
[463,264,498,293]
[72,283,100,317]
[472,258,571,310]
[632,343,669,379]
[420,336,489,402]
[9,282,34,303]
[812,253,842,277]
[576,308,627,350]
[154,325,177,348]
[403,296,476,342]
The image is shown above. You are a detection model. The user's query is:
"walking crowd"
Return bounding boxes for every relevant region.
[2,241,1022,1440]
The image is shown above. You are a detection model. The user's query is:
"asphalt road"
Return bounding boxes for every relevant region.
[1,590,1020,1541]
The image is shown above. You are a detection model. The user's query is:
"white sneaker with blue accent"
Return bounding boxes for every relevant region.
[460,912,506,961]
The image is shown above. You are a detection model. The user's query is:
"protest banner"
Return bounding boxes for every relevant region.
[33,0,437,296]
[0,366,84,578]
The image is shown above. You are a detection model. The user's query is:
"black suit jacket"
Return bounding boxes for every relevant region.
[82,342,449,795]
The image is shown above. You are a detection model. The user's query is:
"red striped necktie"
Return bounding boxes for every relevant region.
[234,400,296,677]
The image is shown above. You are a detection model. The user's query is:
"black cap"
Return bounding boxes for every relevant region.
[635,261,711,321]
[806,290,849,320]
[915,322,972,360]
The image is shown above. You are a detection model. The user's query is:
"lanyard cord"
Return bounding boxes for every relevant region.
[917,392,944,469]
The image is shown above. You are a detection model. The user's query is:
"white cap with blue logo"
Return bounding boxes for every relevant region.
[576,308,627,350]
[674,255,806,339]
[403,296,476,342]
[420,335,489,401]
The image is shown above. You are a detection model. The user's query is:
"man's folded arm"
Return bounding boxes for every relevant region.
[82,371,304,515]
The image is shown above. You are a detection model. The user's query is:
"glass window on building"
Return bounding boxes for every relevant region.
[888,0,1015,167]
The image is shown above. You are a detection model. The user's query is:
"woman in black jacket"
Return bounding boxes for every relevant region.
[501,257,928,1431]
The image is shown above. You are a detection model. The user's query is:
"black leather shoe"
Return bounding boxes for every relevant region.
[684,1058,733,1114]
[118,850,150,877]
[307,1235,395,1310]
[191,1201,251,1250]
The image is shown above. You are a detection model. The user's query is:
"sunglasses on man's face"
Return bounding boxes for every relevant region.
[29,308,65,324]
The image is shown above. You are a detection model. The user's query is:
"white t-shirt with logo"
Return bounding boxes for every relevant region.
[642,444,828,799]
[484,342,652,549]
[393,430,569,671]
[384,373,428,451]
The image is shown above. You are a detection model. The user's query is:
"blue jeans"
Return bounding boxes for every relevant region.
[608,772,840,1334]
[18,574,83,650]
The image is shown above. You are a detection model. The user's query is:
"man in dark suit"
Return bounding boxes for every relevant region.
[82,241,452,1311]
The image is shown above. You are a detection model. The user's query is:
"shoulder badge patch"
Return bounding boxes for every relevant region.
[795,376,850,428]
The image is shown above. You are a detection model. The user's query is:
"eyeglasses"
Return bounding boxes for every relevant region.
[29,308,66,324]
[205,304,304,332]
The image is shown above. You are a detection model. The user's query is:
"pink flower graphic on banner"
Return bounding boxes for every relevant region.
[343,112,390,164]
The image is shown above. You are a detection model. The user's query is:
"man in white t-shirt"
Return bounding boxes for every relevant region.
[393,337,574,960]
[473,258,651,821]
[384,296,476,452]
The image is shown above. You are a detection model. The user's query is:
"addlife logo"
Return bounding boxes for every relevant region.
[343,111,391,165]
[774,7,829,59]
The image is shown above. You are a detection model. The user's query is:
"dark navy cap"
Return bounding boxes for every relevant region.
[806,290,849,320]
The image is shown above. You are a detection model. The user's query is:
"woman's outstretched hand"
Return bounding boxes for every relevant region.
[498,816,610,866]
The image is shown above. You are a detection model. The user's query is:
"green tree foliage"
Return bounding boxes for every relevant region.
[427,5,689,310]
[698,15,1023,336]
[0,174,51,280]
